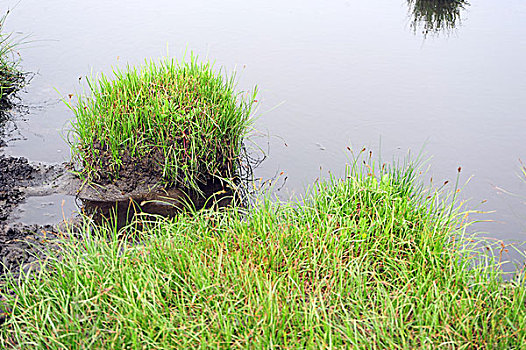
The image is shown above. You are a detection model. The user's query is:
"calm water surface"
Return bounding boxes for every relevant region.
[2,0,526,243]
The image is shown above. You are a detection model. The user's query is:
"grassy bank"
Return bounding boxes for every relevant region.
[68,56,257,193]
[0,11,24,107]
[1,159,525,348]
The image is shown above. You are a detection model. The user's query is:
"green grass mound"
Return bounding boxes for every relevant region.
[0,12,24,108]
[1,162,525,348]
[69,56,257,192]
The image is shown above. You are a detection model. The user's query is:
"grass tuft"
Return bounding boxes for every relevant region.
[67,55,257,194]
[0,10,25,109]
[1,157,525,348]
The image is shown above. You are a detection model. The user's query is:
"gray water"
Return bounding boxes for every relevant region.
[15,194,77,226]
[2,0,526,244]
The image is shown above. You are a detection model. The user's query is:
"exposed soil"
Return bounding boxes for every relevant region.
[77,141,235,228]
[0,153,76,277]
[83,141,167,192]
[84,139,235,192]
[0,155,34,222]
[0,223,60,276]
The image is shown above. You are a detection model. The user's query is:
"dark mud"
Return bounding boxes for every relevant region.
[0,153,76,276]
[79,175,232,229]
[82,141,166,192]
[0,223,60,276]
[76,140,237,228]
[0,155,33,222]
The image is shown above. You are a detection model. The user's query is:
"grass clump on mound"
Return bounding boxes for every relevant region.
[69,56,257,193]
[0,11,25,108]
[1,158,525,348]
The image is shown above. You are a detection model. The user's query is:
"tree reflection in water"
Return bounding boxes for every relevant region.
[408,0,470,37]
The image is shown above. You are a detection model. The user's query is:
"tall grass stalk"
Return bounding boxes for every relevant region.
[67,55,257,193]
[1,158,525,348]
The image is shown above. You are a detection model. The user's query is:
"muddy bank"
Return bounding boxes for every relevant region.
[0,154,74,220]
[75,141,237,227]
[0,223,60,276]
[0,153,77,279]
[78,176,232,228]
[0,155,33,222]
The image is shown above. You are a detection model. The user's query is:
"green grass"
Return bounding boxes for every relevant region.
[1,158,525,349]
[67,56,257,193]
[0,11,24,107]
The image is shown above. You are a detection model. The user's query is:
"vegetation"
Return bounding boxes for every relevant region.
[1,157,525,349]
[68,56,257,193]
[408,0,470,37]
[0,11,24,108]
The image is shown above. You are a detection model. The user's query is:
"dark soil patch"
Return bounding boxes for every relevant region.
[0,152,76,276]
[77,141,236,227]
[0,155,34,222]
[85,139,235,192]
[0,223,59,277]
[0,154,71,222]
[84,141,167,193]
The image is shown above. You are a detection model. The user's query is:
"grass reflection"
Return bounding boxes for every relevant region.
[408,0,470,37]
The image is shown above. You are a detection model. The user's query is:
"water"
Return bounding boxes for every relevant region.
[15,194,78,226]
[2,0,526,244]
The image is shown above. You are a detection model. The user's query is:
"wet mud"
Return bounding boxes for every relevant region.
[0,154,74,277]
[0,155,33,222]
[76,141,236,228]
[79,180,232,228]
